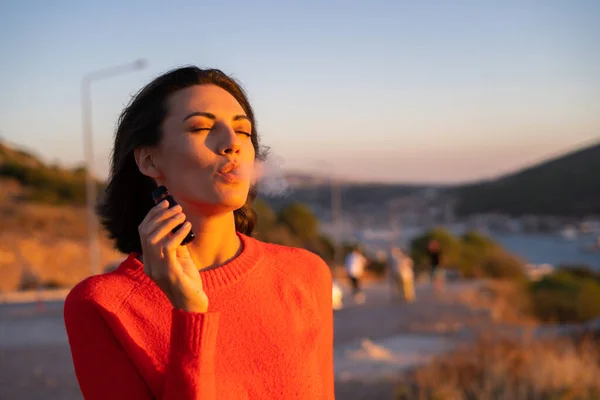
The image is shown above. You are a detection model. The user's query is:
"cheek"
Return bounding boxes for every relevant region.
[243,140,256,160]
[160,136,213,172]
[241,142,257,175]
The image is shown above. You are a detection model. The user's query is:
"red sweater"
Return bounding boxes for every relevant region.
[64,234,334,399]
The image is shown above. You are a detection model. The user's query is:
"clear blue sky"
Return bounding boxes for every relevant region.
[1,0,599,183]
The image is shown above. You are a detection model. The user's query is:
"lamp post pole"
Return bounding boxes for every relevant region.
[313,160,343,266]
[82,59,148,276]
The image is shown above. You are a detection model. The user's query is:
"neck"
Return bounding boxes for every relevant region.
[184,211,242,271]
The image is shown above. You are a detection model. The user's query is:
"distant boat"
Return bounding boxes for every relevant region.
[560,226,577,240]
[525,263,555,281]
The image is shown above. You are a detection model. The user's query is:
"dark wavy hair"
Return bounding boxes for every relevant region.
[98,66,266,254]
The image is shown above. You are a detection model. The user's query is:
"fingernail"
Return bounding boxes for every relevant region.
[160,199,169,207]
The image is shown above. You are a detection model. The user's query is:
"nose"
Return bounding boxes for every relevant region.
[217,126,241,156]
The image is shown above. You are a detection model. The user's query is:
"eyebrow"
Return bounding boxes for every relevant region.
[183,112,250,123]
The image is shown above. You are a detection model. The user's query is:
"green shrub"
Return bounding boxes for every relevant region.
[576,282,600,322]
[1,150,95,205]
[410,228,526,279]
[277,202,319,240]
[410,227,462,274]
[557,264,600,283]
[253,199,339,259]
[0,161,28,181]
[529,269,600,323]
[462,230,496,248]
[480,247,526,279]
[1,160,90,205]
[258,224,301,247]
[459,231,496,277]
[254,197,277,231]
[314,234,336,262]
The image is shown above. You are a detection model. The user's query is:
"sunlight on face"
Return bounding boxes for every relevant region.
[153,84,256,214]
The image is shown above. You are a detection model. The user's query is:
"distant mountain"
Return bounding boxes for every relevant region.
[3,136,597,219]
[261,179,441,231]
[454,142,600,217]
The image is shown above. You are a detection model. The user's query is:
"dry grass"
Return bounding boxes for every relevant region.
[457,280,537,326]
[0,201,123,291]
[396,335,600,400]
[0,202,91,239]
[460,275,600,326]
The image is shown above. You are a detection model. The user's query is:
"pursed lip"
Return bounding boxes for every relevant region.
[218,162,239,175]
[216,161,244,183]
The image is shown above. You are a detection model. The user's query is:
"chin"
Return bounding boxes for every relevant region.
[212,187,250,211]
[175,184,248,214]
[220,198,248,211]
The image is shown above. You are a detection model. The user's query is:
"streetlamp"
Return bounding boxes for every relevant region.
[82,59,148,276]
[331,176,342,264]
[313,160,343,265]
[387,198,403,247]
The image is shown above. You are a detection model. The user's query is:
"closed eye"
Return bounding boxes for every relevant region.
[189,127,250,137]
[190,127,210,133]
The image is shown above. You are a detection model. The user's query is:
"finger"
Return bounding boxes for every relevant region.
[138,200,170,237]
[141,211,185,279]
[146,212,187,247]
[139,203,182,239]
[163,221,193,253]
[139,203,181,265]
[146,204,183,231]
[146,199,170,221]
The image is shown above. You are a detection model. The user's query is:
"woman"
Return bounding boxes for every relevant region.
[64,67,334,399]
[388,247,415,303]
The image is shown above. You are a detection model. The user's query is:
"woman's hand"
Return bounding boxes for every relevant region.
[138,200,209,313]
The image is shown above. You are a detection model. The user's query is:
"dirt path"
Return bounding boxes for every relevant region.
[332,280,498,399]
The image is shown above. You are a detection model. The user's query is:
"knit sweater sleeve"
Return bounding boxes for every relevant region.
[64,289,219,400]
[314,259,335,398]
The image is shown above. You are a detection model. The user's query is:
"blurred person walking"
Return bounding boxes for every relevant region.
[344,246,367,304]
[427,239,444,295]
[388,247,415,302]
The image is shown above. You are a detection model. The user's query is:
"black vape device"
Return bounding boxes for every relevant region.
[151,186,196,246]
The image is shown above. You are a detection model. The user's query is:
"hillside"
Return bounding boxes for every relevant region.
[262,143,600,223]
[0,139,104,205]
[0,201,123,291]
[454,142,600,217]
[0,139,122,291]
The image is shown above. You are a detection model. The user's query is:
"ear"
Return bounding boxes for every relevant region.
[134,147,162,179]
